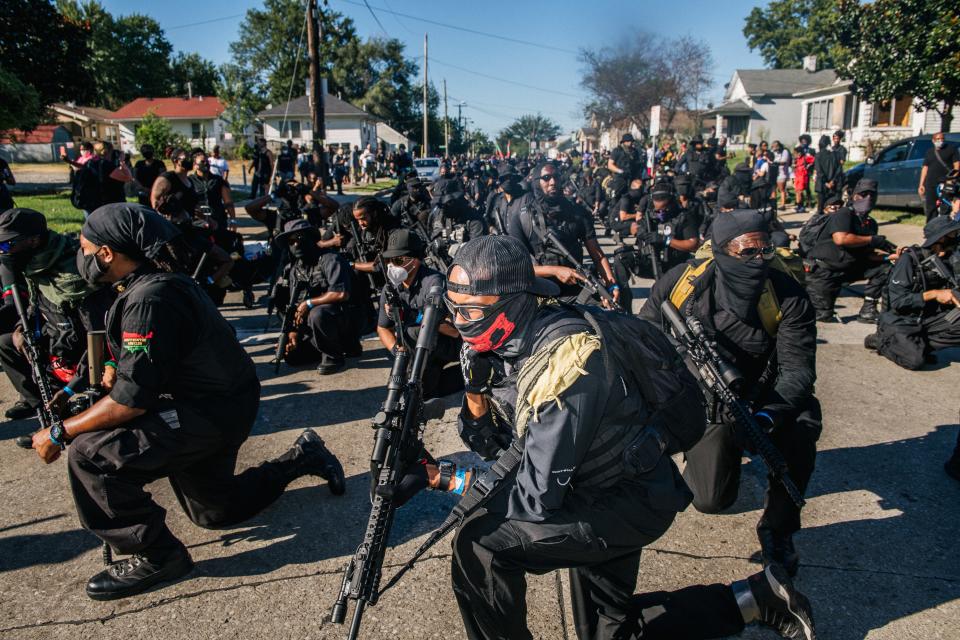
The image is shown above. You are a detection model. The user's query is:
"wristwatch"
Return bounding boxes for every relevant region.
[437,460,455,491]
[49,422,69,448]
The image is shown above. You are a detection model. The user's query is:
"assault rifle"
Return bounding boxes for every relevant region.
[10,283,62,431]
[639,209,663,280]
[543,228,623,312]
[922,253,960,323]
[331,285,445,640]
[272,280,307,374]
[660,300,805,508]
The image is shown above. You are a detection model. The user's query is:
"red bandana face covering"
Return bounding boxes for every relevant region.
[460,312,516,352]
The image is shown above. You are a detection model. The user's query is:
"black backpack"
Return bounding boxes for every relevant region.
[798,212,829,257]
[576,305,706,454]
[70,160,102,212]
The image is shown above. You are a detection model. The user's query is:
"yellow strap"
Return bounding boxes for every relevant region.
[668,258,781,336]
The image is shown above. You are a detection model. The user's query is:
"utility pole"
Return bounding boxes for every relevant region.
[422,34,429,158]
[443,79,449,159]
[307,0,327,190]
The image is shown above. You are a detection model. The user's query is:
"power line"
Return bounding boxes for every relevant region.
[167,13,245,30]
[361,0,390,37]
[336,0,579,55]
[418,57,580,99]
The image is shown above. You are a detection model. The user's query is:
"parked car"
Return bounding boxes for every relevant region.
[414,157,442,181]
[844,133,960,208]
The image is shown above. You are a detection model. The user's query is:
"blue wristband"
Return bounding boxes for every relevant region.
[306,299,314,309]
[49,429,63,447]
[62,386,75,397]
[452,469,468,495]
[608,284,620,293]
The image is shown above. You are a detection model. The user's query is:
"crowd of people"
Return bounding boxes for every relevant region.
[1,123,959,640]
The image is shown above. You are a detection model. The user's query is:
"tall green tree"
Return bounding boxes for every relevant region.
[742,0,843,69]
[836,0,960,132]
[351,38,420,140]
[217,63,263,158]
[170,52,219,97]
[57,1,174,108]
[0,0,93,127]
[230,0,359,107]
[0,66,43,131]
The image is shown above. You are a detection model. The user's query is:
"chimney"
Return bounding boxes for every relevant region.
[802,55,817,73]
[187,81,193,99]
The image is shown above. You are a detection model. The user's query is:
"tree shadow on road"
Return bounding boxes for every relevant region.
[0,527,100,572]
[707,424,960,639]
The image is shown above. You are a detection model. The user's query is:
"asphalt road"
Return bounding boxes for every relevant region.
[0,201,957,640]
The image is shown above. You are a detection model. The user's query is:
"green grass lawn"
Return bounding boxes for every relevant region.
[872,208,926,227]
[344,181,394,194]
[12,193,85,233]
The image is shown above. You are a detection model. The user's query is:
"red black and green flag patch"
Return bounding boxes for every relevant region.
[122,331,153,355]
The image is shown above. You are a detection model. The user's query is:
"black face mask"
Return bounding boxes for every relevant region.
[851,197,874,216]
[76,248,108,285]
[179,158,193,171]
[455,293,538,358]
[629,188,643,199]
[713,252,770,321]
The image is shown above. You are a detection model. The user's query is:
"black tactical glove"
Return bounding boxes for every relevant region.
[459,409,511,460]
[869,234,896,253]
[460,344,493,394]
[639,230,665,247]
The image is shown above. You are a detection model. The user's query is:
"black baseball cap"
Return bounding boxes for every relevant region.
[620,133,634,143]
[274,218,317,242]
[854,178,878,195]
[921,216,960,248]
[0,208,47,242]
[431,179,465,205]
[447,235,559,297]
[382,228,425,259]
[824,194,843,207]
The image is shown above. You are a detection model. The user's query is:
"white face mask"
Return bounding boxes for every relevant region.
[386,262,410,286]
[935,139,945,149]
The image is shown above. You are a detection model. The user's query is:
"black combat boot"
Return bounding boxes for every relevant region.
[86,544,193,601]
[864,333,879,351]
[5,400,35,421]
[14,432,35,449]
[758,526,800,577]
[278,428,346,495]
[317,354,346,375]
[857,297,879,323]
[736,564,816,640]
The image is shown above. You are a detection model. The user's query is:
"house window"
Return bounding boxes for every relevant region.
[872,97,913,127]
[191,122,201,138]
[842,95,860,130]
[805,99,834,131]
[291,120,301,138]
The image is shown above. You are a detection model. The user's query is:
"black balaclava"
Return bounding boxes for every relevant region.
[818,135,830,151]
[851,192,876,216]
[710,210,770,321]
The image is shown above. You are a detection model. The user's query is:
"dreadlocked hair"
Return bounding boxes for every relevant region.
[148,234,196,274]
[354,195,390,220]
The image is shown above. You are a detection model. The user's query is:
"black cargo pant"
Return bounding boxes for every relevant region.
[876,310,960,370]
[682,400,821,538]
[451,476,744,640]
[285,303,363,365]
[805,259,890,315]
[67,382,293,555]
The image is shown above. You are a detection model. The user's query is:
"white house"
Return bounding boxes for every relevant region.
[111,96,234,152]
[794,77,960,161]
[705,61,839,148]
[376,121,412,153]
[258,94,378,151]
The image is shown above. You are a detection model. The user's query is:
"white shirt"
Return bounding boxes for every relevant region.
[209,157,229,177]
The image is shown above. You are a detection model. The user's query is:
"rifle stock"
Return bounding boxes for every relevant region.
[660,300,805,508]
[10,283,61,430]
[273,281,306,374]
[331,286,444,639]
[641,211,663,280]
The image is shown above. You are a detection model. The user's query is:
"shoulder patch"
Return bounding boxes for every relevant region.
[122,331,153,355]
[515,332,601,437]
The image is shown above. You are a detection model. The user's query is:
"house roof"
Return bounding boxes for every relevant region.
[0,124,71,144]
[703,99,754,116]
[52,103,117,121]
[258,94,370,119]
[112,96,225,120]
[792,78,854,98]
[735,69,839,98]
[578,127,599,138]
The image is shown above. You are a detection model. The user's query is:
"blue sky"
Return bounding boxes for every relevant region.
[100,0,768,136]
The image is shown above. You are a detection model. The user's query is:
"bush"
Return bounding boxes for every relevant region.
[134,110,187,152]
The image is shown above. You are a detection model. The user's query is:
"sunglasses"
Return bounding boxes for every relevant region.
[387,255,414,266]
[443,292,519,324]
[539,174,559,182]
[731,245,776,260]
